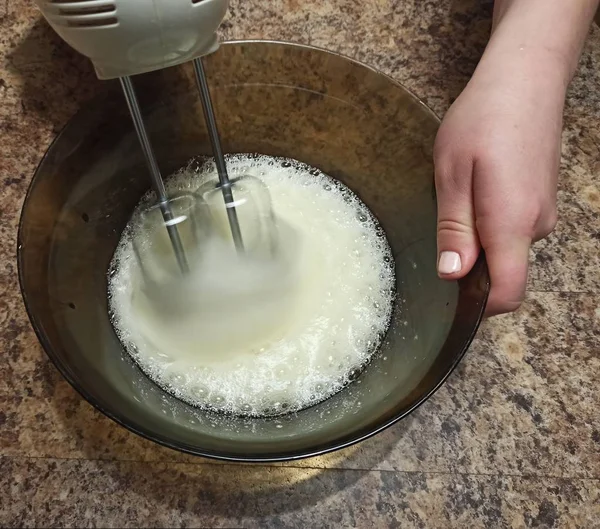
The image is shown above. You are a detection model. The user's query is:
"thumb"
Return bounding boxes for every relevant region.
[435,160,480,279]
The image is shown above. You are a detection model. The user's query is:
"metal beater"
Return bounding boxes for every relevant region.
[120,60,244,271]
[33,0,242,267]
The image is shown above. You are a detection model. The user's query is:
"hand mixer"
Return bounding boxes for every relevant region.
[34,0,245,269]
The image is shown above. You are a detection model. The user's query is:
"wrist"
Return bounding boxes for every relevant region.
[488,0,599,84]
[475,41,571,100]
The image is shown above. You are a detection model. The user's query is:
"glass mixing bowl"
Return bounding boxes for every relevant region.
[18,41,489,462]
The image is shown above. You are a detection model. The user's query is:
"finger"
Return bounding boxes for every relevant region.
[482,232,531,317]
[435,156,481,279]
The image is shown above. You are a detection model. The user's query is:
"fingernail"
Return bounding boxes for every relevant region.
[438,251,462,275]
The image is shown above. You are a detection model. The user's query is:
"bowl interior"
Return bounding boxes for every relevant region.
[18,41,488,461]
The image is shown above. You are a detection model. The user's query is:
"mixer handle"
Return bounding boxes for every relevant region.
[34,0,229,79]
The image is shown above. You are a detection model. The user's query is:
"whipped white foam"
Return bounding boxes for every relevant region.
[108,154,395,416]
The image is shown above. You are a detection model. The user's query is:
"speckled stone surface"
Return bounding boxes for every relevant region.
[1,0,600,527]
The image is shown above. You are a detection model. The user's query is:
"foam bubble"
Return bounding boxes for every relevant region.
[109,154,395,417]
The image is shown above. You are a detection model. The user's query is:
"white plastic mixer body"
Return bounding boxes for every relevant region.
[34,0,229,79]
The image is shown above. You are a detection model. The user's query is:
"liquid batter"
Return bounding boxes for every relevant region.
[109,155,395,416]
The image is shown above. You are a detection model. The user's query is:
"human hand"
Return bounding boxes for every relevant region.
[434,50,567,316]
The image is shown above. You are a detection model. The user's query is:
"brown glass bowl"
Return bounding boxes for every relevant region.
[18,41,489,462]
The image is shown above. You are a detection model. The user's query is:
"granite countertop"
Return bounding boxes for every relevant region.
[1,0,599,527]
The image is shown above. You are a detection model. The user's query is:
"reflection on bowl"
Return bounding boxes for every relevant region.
[18,41,489,462]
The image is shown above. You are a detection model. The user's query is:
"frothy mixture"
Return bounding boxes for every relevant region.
[109,155,395,416]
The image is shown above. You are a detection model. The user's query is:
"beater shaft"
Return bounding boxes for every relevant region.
[120,76,189,273]
[192,57,245,252]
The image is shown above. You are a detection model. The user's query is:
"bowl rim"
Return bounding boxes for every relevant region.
[17,39,489,463]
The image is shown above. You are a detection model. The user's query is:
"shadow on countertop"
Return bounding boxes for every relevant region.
[6,17,106,134]
[46,377,413,520]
